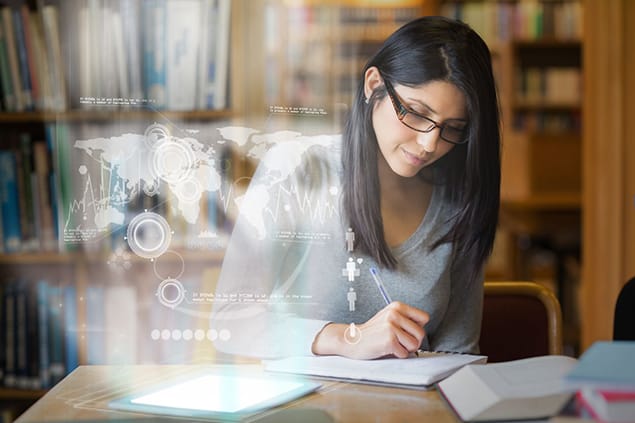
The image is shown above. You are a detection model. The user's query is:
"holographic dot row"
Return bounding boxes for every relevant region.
[150,328,231,342]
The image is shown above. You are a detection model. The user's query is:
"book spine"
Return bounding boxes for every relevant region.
[26,280,41,389]
[111,9,129,101]
[196,0,212,110]
[18,133,36,251]
[0,16,16,111]
[20,5,39,110]
[85,285,105,364]
[33,142,56,251]
[47,123,72,252]
[29,11,52,110]
[104,285,137,364]
[63,285,79,374]
[213,0,230,110]
[14,279,28,389]
[1,7,24,111]
[36,280,50,388]
[3,280,16,387]
[41,5,67,111]
[47,285,66,385]
[0,282,4,384]
[143,0,167,109]
[12,143,30,252]
[121,0,143,100]
[165,0,201,111]
[12,8,33,110]
[0,150,22,253]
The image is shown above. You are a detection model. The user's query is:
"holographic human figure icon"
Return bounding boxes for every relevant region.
[346,227,355,252]
[347,287,357,311]
[342,257,360,282]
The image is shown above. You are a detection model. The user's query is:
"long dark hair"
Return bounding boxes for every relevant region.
[342,16,501,284]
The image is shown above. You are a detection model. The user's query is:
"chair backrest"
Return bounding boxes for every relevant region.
[614,276,635,340]
[480,281,563,362]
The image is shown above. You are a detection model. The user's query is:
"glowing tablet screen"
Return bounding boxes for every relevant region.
[109,373,320,418]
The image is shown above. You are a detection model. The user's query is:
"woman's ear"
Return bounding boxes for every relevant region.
[364,66,383,101]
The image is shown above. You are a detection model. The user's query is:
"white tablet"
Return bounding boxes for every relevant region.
[108,371,321,421]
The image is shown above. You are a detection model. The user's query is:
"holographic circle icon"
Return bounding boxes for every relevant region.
[126,212,172,259]
[153,250,185,281]
[343,323,362,345]
[150,138,195,185]
[156,278,186,309]
[144,123,171,149]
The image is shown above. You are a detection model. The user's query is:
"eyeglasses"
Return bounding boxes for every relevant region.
[382,77,469,145]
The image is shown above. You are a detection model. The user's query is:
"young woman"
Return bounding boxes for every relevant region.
[211,16,500,360]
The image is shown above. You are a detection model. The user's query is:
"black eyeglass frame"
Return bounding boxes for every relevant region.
[381,76,469,145]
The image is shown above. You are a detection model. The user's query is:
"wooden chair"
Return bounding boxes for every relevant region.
[480,281,563,362]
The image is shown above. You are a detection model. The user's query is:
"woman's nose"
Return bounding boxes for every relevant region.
[415,129,441,153]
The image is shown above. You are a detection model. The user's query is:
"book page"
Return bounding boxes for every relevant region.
[264,351,486,387]
[470,356,578,397]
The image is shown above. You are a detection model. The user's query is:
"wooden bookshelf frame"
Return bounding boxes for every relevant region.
[580,0,635,350]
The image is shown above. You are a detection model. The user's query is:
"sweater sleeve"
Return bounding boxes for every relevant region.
[210,141,338,359]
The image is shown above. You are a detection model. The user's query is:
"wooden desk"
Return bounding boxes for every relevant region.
[15,365,459,422]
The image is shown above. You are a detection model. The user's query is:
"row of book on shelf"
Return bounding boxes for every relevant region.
[0,130,58,254]
[441,0,583,44]
[1,278,75,390]
[0,0,231,113]
[0,122,237,255]
[512,110,581,132]
[1,276,221,391]
[516,67,582,106]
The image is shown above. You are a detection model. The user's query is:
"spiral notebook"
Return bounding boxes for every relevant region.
[263,351,487,390]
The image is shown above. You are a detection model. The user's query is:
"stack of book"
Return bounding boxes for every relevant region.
[564,341,635,422]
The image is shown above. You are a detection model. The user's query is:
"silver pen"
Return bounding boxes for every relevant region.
[369,267,392,305]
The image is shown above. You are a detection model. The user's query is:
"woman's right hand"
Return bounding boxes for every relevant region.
[311,301,430,359]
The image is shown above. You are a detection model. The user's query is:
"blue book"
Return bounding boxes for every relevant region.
[63,285,78,374]
[565,341,635,390]
[0,151,22,253]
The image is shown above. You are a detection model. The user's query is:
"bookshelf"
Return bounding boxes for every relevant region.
[0,0,247,418]
[262,0,435,127]
[441,0,583,353]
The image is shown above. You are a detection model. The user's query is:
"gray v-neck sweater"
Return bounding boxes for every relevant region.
[212,136,483,359]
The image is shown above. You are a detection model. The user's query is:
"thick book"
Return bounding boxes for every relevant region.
[438,355,578,422]
[264,351,487,390]
[564,341,635,391]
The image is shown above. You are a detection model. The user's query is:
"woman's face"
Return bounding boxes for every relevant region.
[365,68,467,178]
